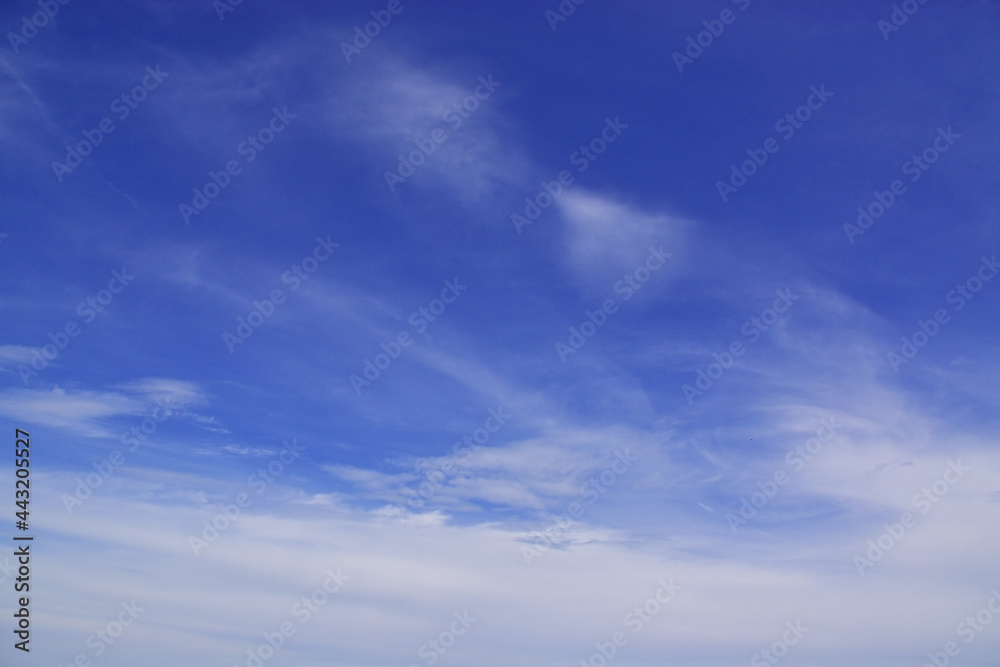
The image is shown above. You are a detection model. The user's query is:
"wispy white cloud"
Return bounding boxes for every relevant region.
[17,452,1000,666]
[0,386,144,437]
[325,56,530,203]
[0,344,41,367]
[0,379,208,437]
[557,190,691,290]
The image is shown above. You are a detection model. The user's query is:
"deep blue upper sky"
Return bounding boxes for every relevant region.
[1,1,999,665]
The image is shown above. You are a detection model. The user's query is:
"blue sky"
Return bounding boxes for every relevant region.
[2,0,1000,665]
